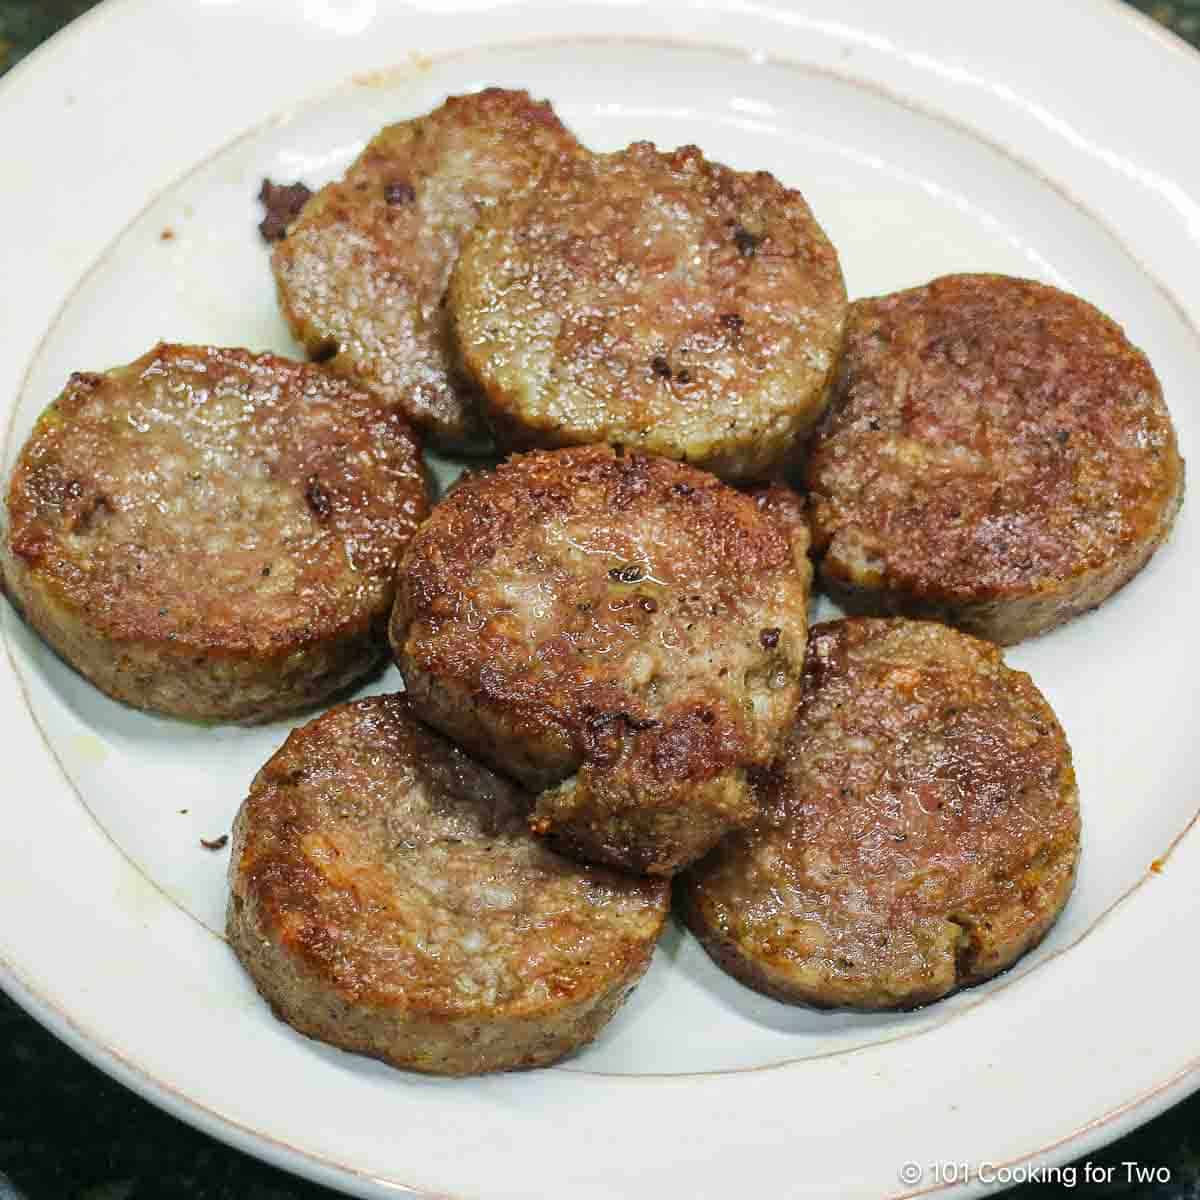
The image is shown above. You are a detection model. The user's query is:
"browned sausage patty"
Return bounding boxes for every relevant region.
[227,694,669,1076]
[679,618,1080,1010]
[390,446,813,875]
[807,274,1184,644]
[2,344,428,722]
[271,88,582,451]
[450,142,847,481]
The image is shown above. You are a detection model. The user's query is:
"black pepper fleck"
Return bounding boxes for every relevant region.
[305,476,333,521]
[609,563,645,584]
[759,627,781,649]
[588,710,661,734]
[733,226,761,257]
[385,180,416,205]
[651,355,672,380]
[638,595,658,613]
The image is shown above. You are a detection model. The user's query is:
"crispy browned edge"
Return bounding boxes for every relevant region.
[817,470,1183,646]
[390,448,813,875]
[807,275,1185,644]
[2,345,429,723]
[271,88,583,454]
[678,618,1081,1010]
[226,696,669,1075]
[454,141,847,482]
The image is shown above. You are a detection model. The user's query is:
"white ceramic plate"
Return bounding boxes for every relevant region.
[2,2,1199,1196]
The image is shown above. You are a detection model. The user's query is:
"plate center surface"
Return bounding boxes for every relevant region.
[5,38,1196,1076]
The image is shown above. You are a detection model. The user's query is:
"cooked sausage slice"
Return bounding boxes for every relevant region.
[680,618,1081,1010]
[450,141,847,480]
[807,274,1184,643]
[227,695,669,1075]
[271,88,583,451]
[3,344,428,722]
[390,445,813,875]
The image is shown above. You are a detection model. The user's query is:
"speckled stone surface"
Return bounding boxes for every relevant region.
[2,2,1200,1197]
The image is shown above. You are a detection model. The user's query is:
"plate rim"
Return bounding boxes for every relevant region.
[3,2,1200,1197]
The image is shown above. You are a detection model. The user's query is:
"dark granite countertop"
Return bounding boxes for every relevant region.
[2,2,1199,1197]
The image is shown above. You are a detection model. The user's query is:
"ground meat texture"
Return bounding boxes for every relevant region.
[390,446,813,875]
[679,618,1081,1011]
[270,88,582,451]
[449,141,847,482]
[226,695,668,1076]
[807,274,1184,644]
[2,344,429,723]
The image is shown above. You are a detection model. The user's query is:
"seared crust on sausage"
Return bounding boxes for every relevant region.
[807,274,1184,644]
[450,142,847,481]
[2,344,428,722]
[271,88,582,450]
[390,446,813,875]
[679,618,1080,1010]
[226,695,669,1075]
